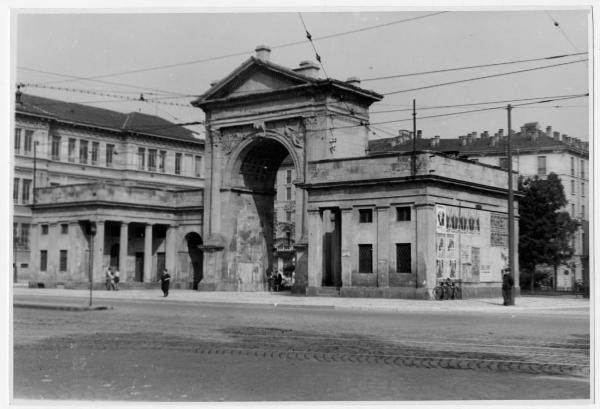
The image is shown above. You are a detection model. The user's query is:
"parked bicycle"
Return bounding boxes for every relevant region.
[433,278,462,300]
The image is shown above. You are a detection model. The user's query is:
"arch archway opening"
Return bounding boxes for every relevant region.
[185,232,203,290]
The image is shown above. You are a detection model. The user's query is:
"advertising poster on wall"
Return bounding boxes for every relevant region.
[436,235,445,259]
[436,205,446,233]
[436,259,444,278]
[471,246,481,281]
[490,213,508,248]
[446,234,456,259]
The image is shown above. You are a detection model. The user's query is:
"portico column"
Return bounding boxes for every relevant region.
[93,221,105,283]
[340,208,353,288]
[47,223,59,279]
[165,224,177,277]
[307,209,323,287]
[376,206,390,288]
[143,223,153,282]
[119,222,129,281]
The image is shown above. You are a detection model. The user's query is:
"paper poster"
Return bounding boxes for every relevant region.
[436,205,446,233]
[436,235,445,259]
[446,234,456,259]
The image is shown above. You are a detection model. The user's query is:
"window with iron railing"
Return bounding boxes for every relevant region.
[358,244,373,273]
[396,243,411,273]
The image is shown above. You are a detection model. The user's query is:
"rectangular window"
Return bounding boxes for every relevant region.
[22,179,31,203]
[148,149,157,171]
[571,204,575,216]
[537,156,546,176]
[581,182,584,197]
[68,138,76,162]
[359,209,373,223]
[59,250,68,272]
[286,169,292,183]
[51,135,61,160]
[571,179,575,195]
[41,225,48,235]
[195,155,203,177]
[40,250,47,272]
[13,223,19,247]
[570,157,575,176]
[20,224,30,248]
[138,147,146,170]
[79,140,88,164]
[159,151,166,173]
[396,206,411,221]
[175,153,182,175]
[106,144,114,167]
[498,157,508,169]
[581,159,585,178]
[185,154,193,175]
[14,128,21,154]
[396,243,411,273]
[358,244,373,273]
[13,178,19,203]
[61,224,68,234]
[91,142,99,164]
[24,130,33,154]
[286,187,292,201]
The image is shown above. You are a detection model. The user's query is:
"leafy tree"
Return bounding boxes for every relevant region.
[518,173,579,290]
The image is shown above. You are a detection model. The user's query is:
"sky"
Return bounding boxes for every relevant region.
[13,8,591,141]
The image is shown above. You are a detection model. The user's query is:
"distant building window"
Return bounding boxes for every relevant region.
[571,204,575,216]
[581,159,585,178]
[14,128,21,154]
[24,130,33,154]
[13,178,19,203]
[195,156,203,177]
[40,250,47,272]
[159,151,166,173]
[59,250,68,272]
[91,142,99,164]
[22,179,31,203]
[106,144,114,167]
[51,135,61,160]
[498,157,508,169]
[358,244,373,273]
[137,147,145,170]
[175,153,182,175]
[537,156,546,176]
[359,209,373,223]
[396,206,411,221]
[68,138,76,162]
[21,224,30,248]
[13,223,18,247]
[396,243,411,273]
[61,224,68,234]
[148,149,157,171]
[571,179,575,195]
[286,169,292,184]
[286,187,292,201]
[570,157,575,176]
[41,225,49,235]
[79,140,88,164]
[581,182,584,197]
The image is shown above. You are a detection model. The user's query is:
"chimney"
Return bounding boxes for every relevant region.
[293,60,320,79]
[490,135,498,146]
[553,131,561,140]
[459,136,467,146]
[431,135,441,147]
[483,131,489,138]
[417,130,422,139]
[546,125,552,136]
[562,134,569,144]
[466,134,473,145]
[498,129,504,138]
[255,45,271,62]
[346,76,361,86]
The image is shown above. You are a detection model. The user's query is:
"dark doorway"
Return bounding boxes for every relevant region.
[156,252,165,281]
[110,244,119,269]
[185,233,203,290]
[135,252,144,282]
[322,208,342,288]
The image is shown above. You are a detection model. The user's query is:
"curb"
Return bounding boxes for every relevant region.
[14,303,113,312]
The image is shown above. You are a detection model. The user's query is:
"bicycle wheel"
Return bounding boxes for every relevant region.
[433,286,443,300]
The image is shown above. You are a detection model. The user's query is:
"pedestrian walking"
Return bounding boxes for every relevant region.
[502,269,514,306]
[113,268,120,291]
[275,272,283,292]
[159,268,171,297]
[105,268,114,291]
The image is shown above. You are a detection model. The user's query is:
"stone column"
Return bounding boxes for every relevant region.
[340,208,353,288]
[143,223,153,282]
[415,203,436,291]
[119,222,129,281]
[165,224,177,277]
[93,221,105,283]
[376,206,390,288]
[307,209,323,288]
[47,223,59,280]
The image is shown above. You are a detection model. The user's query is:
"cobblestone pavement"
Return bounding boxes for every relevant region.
[13,293,590,402]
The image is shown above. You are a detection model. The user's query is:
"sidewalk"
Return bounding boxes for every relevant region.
[12,285,589,315]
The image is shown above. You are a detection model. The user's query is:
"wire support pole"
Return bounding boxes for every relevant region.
[412,99,417,177]
[507,104,516,306]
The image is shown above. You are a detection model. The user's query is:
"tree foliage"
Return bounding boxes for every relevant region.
[518,173,579,287]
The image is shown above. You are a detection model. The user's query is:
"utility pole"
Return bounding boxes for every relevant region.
[506,104,515,306]
[412,99,416,176]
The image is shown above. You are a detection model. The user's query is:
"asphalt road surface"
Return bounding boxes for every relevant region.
[13,295,590,402]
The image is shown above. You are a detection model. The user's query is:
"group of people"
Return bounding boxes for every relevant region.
[266,270,284,292]
[105,267,120,291]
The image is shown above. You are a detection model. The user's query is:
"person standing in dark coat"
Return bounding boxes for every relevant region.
[159,269,171,297]
[502,269,514,306]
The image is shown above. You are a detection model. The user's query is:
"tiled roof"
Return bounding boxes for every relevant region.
[16,93,200,142]
[368,131,588,157]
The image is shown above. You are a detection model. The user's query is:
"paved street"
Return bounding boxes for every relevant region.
[12,288,590,402]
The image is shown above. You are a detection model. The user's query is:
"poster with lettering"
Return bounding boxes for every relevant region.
[471,246,480,281]
[436,259,444,278]
[436,205,446,233]
[490,213,508,248]
[436,235,445,259]
[446,234,456,259]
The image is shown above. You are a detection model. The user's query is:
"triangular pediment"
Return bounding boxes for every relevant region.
[198,57,314,101]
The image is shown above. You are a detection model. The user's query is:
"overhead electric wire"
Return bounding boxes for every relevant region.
[383,58,588,95]
[362,52,587,82]
[31,12,449,86]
